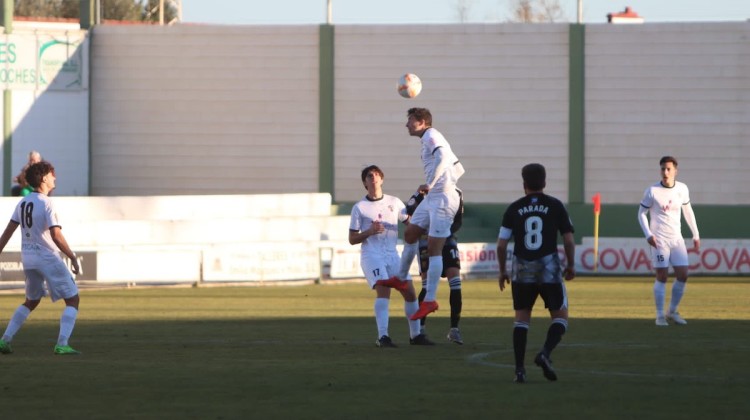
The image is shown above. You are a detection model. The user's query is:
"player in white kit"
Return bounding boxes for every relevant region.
[395,108,465,322]
[638,156,700,326]
[349,165,432,347]
[0,161,82,355]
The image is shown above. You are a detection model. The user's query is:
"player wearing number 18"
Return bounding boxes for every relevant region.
[0,161,82,356]
[496,163,575,383]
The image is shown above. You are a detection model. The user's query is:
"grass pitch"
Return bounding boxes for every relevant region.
[0,277,749,419]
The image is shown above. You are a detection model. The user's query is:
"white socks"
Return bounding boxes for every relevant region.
[405,300,421,338]
[2,305,31,342]
[399,242,418,279]
[653,280,666,318]
[669,281,687,314]
[374,298,389,338]
[57,306,79,347]
[425,256,443,301]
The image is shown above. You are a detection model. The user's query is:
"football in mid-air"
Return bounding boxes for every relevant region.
[397,73,422,98]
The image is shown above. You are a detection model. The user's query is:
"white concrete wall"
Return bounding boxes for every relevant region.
[585,22,750,204]
[0,193,342,283]
[83,22,750,206]
[4,30,89,196]
[333,24,571,204]
[11,90,90,196]
[89,24,320,196]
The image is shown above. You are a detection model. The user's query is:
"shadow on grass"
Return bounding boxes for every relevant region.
[1,317,748,419]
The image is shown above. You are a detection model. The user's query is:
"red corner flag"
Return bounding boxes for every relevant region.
[592,193,601,271]
[593,193,601,215]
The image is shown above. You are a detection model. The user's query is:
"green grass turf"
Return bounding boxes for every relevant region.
[0,277,749,419]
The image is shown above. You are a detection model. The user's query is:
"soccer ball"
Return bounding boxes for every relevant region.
[397,73,422,99]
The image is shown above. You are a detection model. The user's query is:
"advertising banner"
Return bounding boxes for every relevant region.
[330,238,750,278]
[203,243,321,282]
[1,32,88,91]
[0,251,97,281]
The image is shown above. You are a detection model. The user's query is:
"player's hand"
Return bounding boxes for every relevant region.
[370,221,385,235]
[647,236,657,248]
[498,272,509,291]
[70,256,80,275]
[563,266,575,281]
[693,238,701,252]
[418,184,430,194]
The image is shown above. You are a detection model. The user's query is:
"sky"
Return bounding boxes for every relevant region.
[180,0,750,25]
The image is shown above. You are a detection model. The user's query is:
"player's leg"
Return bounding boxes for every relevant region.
[43,262,82,355]
[416,238,429,332]
[511,282,535,384]
[362,258,396,347]
[424,236,447,301]
[531,254,566,381]
[443,243,463,344]
[0,270,45,354]
[397,201,429,280]
[666,240,690,325]
[388,253,422,341]
[536,281,569,382]
[651,244,671,326]
[374,284,396,348]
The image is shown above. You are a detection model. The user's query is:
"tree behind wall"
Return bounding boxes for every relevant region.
[14,0,177,22]
[510,0,566,23]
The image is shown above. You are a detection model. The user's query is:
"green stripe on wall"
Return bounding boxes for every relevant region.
[568,24,585,204]
[319,24,335,198]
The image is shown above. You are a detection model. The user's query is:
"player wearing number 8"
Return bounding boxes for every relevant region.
[496,163,575,383]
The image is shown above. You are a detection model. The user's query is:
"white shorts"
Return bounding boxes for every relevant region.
[651,237,689,269]
[409,189,460,238]
[24,259,78,302]
[360,253,401,289]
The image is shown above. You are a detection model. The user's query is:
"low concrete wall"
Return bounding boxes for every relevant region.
[0,193,351,283]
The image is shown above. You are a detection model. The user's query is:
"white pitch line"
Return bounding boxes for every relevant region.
[467,349,735,381]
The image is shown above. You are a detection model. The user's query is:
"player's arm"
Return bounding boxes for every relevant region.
[404,191,424,218]
[50,226,80,274]
[637,205,656,247]
[562,231,575,281]
[348,222,383,245]
[497,226,512,291]
[0,220,19,253]
[682,202,700,251]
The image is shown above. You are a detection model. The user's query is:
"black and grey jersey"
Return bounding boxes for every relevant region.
[500,193,574,261]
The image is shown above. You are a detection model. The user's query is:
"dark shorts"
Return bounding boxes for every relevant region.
[510,254,567,311]
[511,282,567,311]
[418,237,460,277]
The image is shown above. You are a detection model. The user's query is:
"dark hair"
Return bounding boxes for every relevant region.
[407,107,432,127]
[361,165,384,186]
[659,156,678,167]
[522,163,546,191]
[25,161,55,189]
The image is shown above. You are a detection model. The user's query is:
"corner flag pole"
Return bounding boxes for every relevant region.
[592,193,601,272]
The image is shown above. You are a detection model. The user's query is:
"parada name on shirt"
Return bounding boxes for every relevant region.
[517,204,549,216]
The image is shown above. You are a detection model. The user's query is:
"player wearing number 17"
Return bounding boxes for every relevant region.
[497,163,575,383]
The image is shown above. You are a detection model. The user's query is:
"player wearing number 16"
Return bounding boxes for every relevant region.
[0,161,82,356]
[496,163,575,383]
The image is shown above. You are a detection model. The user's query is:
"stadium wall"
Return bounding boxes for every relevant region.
[3,22,748,245]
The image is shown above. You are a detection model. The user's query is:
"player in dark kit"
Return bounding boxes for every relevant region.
[406,190,464,344]
[497,163,575,383]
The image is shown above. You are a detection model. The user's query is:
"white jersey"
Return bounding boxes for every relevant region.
[639,181,694,241]
[349,194,407,258]
[420,128,464,193]
[10,192,64,267]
